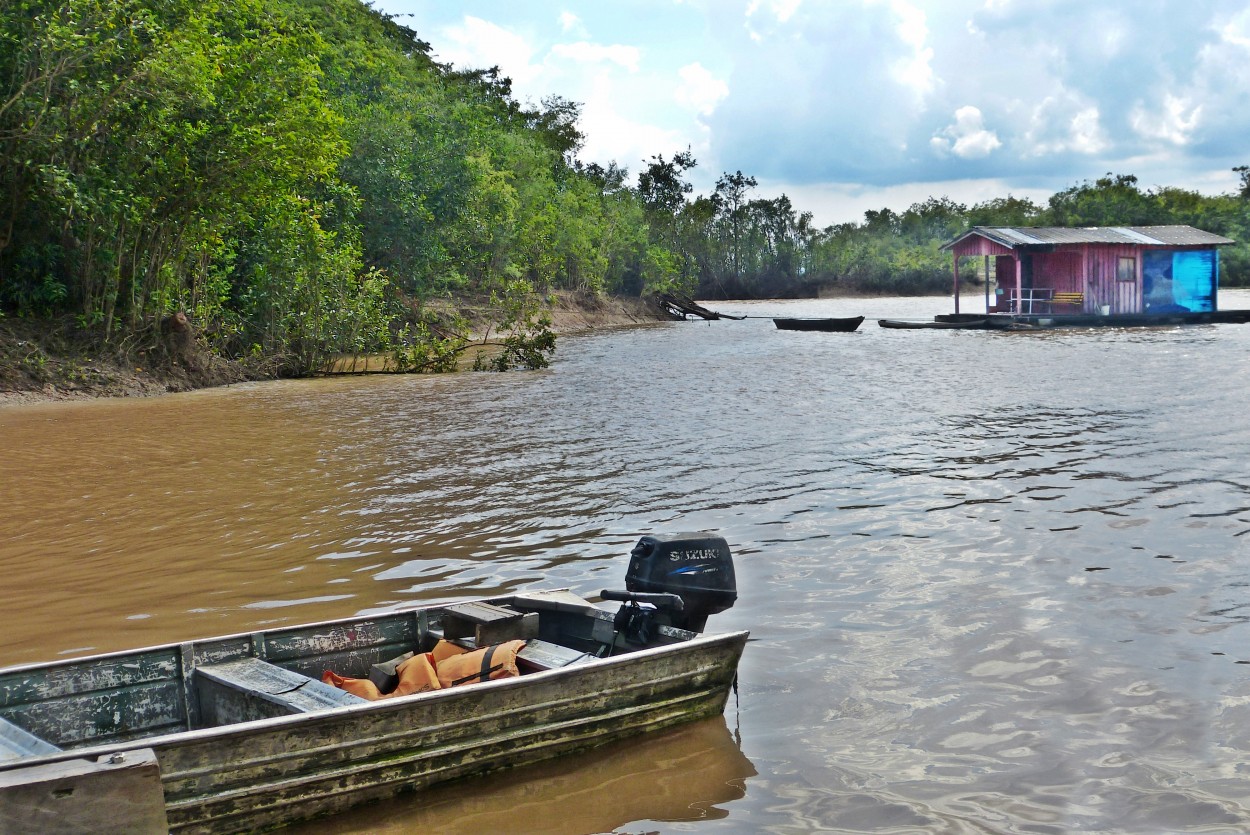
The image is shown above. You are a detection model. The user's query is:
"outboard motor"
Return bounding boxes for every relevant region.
[603,532,737,633]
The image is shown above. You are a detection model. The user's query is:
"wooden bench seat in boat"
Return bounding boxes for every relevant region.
[0,716,61,761]
[440,601,539,646]
[195,657,367,727]
[436,600,592,673]
[1051,292,1084,309]
[515,639,594,673]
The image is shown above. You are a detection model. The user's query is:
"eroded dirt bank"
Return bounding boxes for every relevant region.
[0,294,669,407]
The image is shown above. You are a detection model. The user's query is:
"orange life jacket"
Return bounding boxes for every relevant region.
[321,639,525,698]
[435,640,526,688]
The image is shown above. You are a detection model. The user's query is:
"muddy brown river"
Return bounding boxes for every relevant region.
[4,293,1250,833]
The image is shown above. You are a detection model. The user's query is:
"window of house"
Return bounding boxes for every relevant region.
[1117,256,1136,282]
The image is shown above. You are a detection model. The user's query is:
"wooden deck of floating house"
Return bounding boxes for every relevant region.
[942,225,1239,324]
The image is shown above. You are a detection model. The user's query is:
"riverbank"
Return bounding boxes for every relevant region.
[0,293,668,407]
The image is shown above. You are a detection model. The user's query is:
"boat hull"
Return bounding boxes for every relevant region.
[773,316,863,332]
[0,596,747,833]
[878,318,1005,329]
[161,635,743,832]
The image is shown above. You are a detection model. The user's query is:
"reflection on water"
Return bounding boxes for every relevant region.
[293,717,755,835]
[5,292,1250,832]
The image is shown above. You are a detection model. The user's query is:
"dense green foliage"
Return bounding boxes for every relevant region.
[0,0,599,371]
[3,1,1248,377]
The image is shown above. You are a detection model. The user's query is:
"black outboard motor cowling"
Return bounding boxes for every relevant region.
[623,532,736,632]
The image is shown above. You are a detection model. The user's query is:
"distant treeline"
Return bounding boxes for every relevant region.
[3,1,1248,372]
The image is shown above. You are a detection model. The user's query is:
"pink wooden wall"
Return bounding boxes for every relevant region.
[1084,244,1141,313]
[1033,252,1083,295]
[1029,245,1143,312]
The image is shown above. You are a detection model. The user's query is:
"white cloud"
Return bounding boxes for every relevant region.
[675,63,729,116]
[745,0,803,24]
[886,0,936,99]
[1130,95,1202,146]
[743,0,804,42]
[778,177,1052,227]
[558,12,582,33]
[577,77,694,171]
[889,0,927,48]
[1020,96,1108,157]
[1066,107,1107,155]
[436,17,540,85]
[931,106,1001,159]
[771,0,803,23]
[549,42,641,72]
[1218,9,1250,48]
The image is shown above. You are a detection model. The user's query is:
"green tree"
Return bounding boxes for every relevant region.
[1045,173,1160,226]
[966,195,1043,227]
[713,170,757,287]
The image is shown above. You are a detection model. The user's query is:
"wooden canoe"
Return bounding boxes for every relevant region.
[878,318,982,329]
[773,316,864,332]
[877,318,1026,330]
[0,590,749,833]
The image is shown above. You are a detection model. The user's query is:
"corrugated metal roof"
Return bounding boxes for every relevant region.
[1131,225,1237,245]
[946,225,1235,250]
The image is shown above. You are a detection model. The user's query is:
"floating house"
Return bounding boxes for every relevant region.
[944,226,1235,318]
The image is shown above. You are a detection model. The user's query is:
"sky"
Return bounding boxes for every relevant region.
[370,0,1250,227]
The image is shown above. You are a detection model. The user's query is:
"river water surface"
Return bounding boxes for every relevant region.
[5,293,1250,833]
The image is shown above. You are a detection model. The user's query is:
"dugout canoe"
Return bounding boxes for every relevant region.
[0,533,747,833]
[773,316,864,332]
[877,318,995,329]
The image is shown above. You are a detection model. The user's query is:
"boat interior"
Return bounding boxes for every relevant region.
[0,590,698,762]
